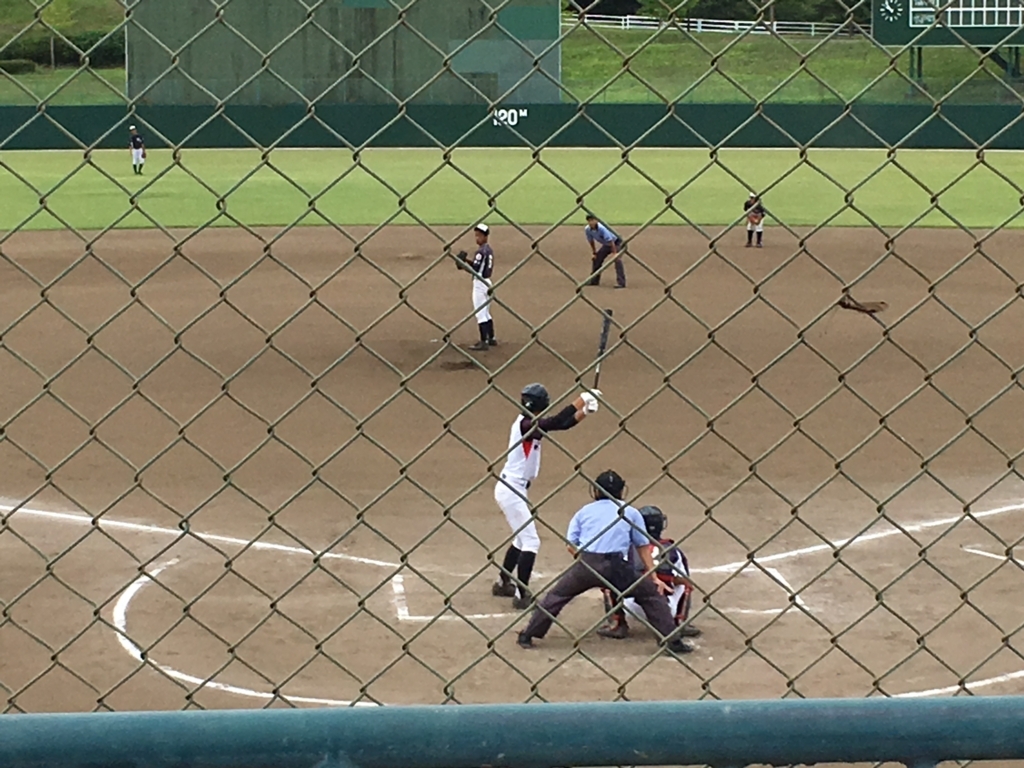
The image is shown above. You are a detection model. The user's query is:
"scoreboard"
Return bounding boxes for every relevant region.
[873,0,1024,45]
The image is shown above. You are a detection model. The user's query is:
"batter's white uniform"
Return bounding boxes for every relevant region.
[495,414,541,553]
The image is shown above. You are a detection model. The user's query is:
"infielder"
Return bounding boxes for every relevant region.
[597,505,701,640]
[585,213,626,288]
[129,125,146,175]
[744,192,765,248]
[493,383,600,610]
[455,224,496,351]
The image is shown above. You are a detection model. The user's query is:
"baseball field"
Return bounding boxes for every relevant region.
[3,141,1024,710]
[3,147,1024,230]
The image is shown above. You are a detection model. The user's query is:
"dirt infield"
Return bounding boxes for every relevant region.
[3,223,1024,712]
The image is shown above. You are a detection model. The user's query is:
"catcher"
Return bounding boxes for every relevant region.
[454,223,496,351]
[744,192,765,248]
[597,505,700,640]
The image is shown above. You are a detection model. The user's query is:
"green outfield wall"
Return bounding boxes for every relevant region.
[3,103,1024,149]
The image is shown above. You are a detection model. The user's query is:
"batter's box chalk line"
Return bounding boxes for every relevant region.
[3,499,1024,704]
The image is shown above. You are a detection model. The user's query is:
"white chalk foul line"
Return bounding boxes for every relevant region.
[112,560,378,708]
[2,504,399,568]
[962,546,1010,562]
[693,501,1024,575]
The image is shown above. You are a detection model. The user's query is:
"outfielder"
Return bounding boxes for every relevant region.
[744,192,765,248]
[455,224,496,351]
[493,383,599,610]
[597,505,701,640]
[129,125,146,176]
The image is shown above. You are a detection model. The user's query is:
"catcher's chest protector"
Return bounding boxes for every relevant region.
[654,539,688,581]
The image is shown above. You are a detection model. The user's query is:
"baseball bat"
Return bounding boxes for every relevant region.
[593,308,613,389]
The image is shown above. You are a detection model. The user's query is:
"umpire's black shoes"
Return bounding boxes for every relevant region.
[679,624,702,638]
[664,639,695,655]
[517,632,534,649]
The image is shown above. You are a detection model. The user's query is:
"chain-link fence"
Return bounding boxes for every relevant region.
[3,0,1024,718]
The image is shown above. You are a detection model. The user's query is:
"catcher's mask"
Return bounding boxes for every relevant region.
[638,505,667,540]
[520,383,550,414]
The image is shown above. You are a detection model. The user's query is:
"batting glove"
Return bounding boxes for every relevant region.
[581,392,600,414]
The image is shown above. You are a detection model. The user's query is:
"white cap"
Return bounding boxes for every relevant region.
[474,223,489,234]
[749,192,756,197]
[129,125,136,130]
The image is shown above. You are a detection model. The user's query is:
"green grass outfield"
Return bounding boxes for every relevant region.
[3,147,1023,232]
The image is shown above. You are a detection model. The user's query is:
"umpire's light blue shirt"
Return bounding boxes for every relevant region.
[585,222,618,246]
[567,499,649,555]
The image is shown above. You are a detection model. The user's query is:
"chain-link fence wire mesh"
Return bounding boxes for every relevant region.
[3,0,1024,718]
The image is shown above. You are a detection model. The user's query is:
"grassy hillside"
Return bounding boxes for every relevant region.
[0,0,122,38]
[0,0,1015,105]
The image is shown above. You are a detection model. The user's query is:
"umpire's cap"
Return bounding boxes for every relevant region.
[594,469,626,501]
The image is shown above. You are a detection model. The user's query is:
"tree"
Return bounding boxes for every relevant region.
[41,0,76,69]
[638,0,692,19]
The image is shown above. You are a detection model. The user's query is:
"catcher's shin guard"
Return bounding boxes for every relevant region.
[601,588,626,626]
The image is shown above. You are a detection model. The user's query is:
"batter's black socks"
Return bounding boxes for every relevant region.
[478,322,487,343]
[517,551,536,591]
[484,320,495,342]
[500,546,521,585]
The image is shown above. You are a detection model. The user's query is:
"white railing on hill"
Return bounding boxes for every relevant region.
[562,13,863,37]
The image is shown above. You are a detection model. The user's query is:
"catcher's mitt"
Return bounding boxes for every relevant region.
[838,294,888,314]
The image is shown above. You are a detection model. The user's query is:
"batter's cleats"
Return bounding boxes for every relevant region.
[597,622,629,639]
[679,624,702,638]
[517,632,534,648]
[492,581,516,598]
[488,338,497,346]
[664,639,694,655]
[512,590,533,611]
[468,341,488,351]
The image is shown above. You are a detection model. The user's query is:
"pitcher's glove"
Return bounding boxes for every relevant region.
[454,250,469,271]
[747,211,763,226]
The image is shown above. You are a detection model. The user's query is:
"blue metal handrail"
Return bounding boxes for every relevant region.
[3,697,1024,768]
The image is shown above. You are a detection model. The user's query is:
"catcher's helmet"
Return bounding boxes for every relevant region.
[639,505,666,540]
[593,469,626,501]
[521,383,550,414]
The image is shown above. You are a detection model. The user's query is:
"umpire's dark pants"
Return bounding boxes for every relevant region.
[520,552,677,641]
[590,240,626,287]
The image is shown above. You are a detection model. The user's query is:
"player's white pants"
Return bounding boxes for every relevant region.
[473,278,492,324]
[624,584,685,624]
[494,477,540,553]
[132,148,144,166]
[747,221,764,233]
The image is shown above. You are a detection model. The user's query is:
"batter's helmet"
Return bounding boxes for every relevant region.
[520,383,550,414]
[639,505,666,540]
[593,469,626,500]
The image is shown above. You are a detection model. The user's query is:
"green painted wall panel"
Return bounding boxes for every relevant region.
[3,104,1024,149]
